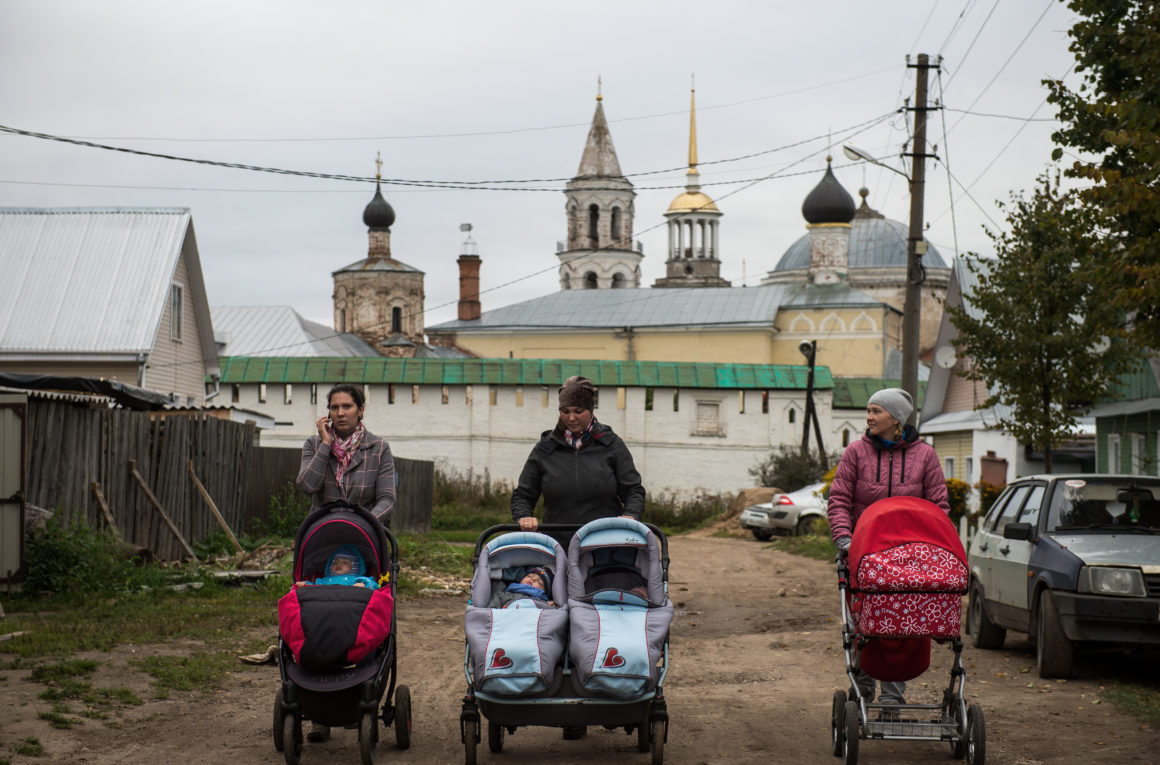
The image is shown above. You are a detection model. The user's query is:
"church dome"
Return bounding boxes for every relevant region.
[667,190,720,214]
[801,162,856,224]
[774,188,947,272]
[362,182,396,231]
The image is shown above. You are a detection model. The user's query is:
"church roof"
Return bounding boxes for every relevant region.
[362,181,395,231]
[211,305,379,357]
[333,257,423,275]
[667,190,720,214]
[772,197,949,273]
[428,281,888,332]
[801,162,856,224]
[575,99,625,179]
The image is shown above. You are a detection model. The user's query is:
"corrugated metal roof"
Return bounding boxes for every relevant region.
[0,207,192,355]
[429,284,792,331]
[217,356,834,390]
[831,377,927,410]
[211,305,378,357]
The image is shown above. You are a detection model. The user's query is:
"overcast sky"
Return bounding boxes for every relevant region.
[1,1,1078,338]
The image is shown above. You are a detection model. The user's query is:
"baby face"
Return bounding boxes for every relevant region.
[330,557,354,575]
[521,572,546,590]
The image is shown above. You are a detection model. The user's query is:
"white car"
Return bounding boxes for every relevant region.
[739,482,827,541]
[967,473,1160,678]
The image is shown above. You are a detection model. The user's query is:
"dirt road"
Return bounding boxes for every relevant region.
[5,531,1160,764]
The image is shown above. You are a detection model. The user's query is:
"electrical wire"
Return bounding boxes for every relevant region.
[936,67,963,260]
[940,0,1001,92]
[937,0,981,55]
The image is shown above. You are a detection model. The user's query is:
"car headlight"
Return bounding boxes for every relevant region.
[1077,566,1146,597]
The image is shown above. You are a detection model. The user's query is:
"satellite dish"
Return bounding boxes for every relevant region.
[934,346,957,369]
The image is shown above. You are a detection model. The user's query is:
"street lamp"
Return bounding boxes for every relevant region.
[842,144,909,180]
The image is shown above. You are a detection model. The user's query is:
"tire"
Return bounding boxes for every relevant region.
[842,700,859,765]
[272,693,284,752]
[968,581,1006,650]
[965,704,985,765]
[463,719,478,765]
[487,720,504,753]
[1036,590,1074,678]
[830,690,846,757]
[650,719,665,765]
[796,515,820,536]
[637,716,650,753]
[947,695,966,759]
[359,709,377,765]
[753,530,774,541]
[281,711,301,765]
[394,685,412,750]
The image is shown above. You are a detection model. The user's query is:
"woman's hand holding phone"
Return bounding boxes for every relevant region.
[316,415,333,445]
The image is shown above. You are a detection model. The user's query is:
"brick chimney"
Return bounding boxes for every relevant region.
[457,224,481,321]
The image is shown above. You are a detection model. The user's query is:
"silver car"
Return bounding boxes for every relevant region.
[739,482,827,540]
[966,473,1160,678]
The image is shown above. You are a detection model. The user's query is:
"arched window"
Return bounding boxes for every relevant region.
[391,306,402,333]
[339,308,346,332]
[562,272,571,290]
[610,206,622,242]
[587,204,599,247]
[789,409,796,424]
[611,273,626,288]
[584,271,598,289]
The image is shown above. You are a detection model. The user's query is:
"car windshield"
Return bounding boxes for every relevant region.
[1047,478,1160,533]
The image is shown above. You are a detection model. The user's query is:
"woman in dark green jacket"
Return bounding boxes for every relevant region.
[511,376,645,536]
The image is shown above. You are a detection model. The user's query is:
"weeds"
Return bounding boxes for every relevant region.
[131,651,237,698]
[1103,680,1160,727]
[13,738,42,756]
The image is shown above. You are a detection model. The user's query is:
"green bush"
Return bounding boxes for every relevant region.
[23,517,142,596]
[642,492,727,534]
[975,481,1003,517]
[749,445,836,491]
[945,478,971,528]
[432,469,514,531]
[252,481,312,538]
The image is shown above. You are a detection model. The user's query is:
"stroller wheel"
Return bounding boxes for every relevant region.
[394,685,412,750]
[649,719,665,765]
[637,717,650,752]
[359,709,377,765]
[830,690,846,757]
[463,718,478,765]
[487,720,504,753]
[966,704,985,765]
[272,692,284,753]
[841,700,859,765]
[281,711,302,765]
[947,694,966,759]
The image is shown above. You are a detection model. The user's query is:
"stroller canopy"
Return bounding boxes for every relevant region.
[849,496,967,582]
[293,502,389,584]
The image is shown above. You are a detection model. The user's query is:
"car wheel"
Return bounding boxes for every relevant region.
[796,515,820,536]
[1036,590,1074,678]
[752,530,774,541]
[968,581,1006,649]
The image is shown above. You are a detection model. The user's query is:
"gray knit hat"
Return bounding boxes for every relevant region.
[868,387,913,424]
[558,376,596,411]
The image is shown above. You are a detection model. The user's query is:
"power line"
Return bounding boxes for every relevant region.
[940,0,1001,91]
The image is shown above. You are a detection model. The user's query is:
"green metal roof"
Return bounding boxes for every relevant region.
[216,357,834,391]
[831,377,927,410]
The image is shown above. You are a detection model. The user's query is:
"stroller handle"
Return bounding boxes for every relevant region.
[473,522,669,568]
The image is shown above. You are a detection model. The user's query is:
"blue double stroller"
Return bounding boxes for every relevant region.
[460,517,673,764]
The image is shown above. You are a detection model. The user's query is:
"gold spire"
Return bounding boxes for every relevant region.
[596,75,602,102]
[375,151,382,180]
[688,74,699,175]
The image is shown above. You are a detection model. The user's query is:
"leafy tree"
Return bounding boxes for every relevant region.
[749,445,834,491]
[948,171,1136,471]
[1046,0,1160,351]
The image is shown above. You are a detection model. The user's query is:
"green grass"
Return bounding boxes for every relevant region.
[13,738,42,757]
[131,651,238,698]
[1102,680,1160,727]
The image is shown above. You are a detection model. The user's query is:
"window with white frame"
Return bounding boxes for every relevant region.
[1107,434,1121,472]
[965,456,974,483]
[169,284,184,341]
[258,383,267,404]
[693,400,722,437]
[284,384,292,405]
[1131,433,1147,475]
[944,457,955,480]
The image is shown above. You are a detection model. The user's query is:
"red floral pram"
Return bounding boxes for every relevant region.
[849,496,968,639]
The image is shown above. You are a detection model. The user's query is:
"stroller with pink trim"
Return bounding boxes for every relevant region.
[831,496,986,764]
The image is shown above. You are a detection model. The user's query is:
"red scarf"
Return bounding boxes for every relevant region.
[330,422,365,489]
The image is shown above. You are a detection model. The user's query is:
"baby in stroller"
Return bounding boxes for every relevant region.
[487,566,558,608]
[294,544,380,589]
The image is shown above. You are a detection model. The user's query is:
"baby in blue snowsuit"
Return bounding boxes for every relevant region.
[294,545,378,589]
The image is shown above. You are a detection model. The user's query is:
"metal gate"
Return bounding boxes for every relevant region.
[0,393,26,583]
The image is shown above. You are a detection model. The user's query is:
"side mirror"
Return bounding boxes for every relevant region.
[1003,522,1033,541]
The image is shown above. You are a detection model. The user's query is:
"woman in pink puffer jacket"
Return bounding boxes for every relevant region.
[827,387,950,709]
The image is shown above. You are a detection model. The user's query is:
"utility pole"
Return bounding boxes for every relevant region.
[901,53,936,425]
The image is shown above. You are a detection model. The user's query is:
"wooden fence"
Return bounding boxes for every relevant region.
[243,446,433,534]
[26,399,254,560]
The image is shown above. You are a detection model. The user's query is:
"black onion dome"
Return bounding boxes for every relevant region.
[801,163,856,224]
[363,182,396,230]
